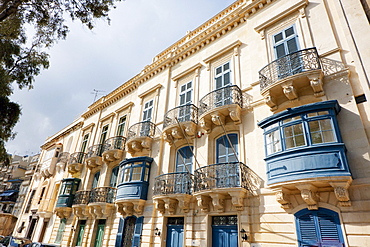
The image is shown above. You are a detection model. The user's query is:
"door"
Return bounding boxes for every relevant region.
[212,216,238,247]
[214,61,232,107]
[273,25,301,78]
[178,81,192,122]
[166,217,184,247]
[75,220,86,247]
[94,219,105,247]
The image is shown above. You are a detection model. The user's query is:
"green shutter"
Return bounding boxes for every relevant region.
[55,218,67,244]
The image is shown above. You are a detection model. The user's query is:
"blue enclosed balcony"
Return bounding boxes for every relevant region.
[258,100,352,209]
[115,156,153,216]
[55,178,80,218]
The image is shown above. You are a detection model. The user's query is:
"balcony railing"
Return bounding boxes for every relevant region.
[199,85,243,116]
[86,144,106,159]
[68,152,86,164]
[163,104,198,129]
[194,162,259,193]
[89,187,116,204]
[259,47,321,91]
[73,190,91,205]
[104,136,126,151]
[127,121,156,139]
[57,152,70,163]
[153,172,193,196]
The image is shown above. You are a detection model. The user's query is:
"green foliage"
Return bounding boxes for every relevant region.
[0,0,122,161]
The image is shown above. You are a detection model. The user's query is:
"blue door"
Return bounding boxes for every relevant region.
[166,217,184,247]
[212,216,238,247]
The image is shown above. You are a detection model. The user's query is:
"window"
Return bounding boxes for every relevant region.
[263,110,337,156]
[295,208,345,247]
[142,100,153,122]
[176,146,193,173]
[100,125,109,144]
[92,172,100,189]
[273,25,299,59]
[80,134,89,153]
[215,61,232,89]
[120,162,150,183]
[216,134,238,163]
[178,81,193,122]
[55,218,67,244]
[116,116,127,136]
[110,166,119,188]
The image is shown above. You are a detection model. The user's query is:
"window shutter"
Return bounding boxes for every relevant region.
[115,217,125,247]
[317,211,342,245]
[296,212,318,246]
[132,216,144,247]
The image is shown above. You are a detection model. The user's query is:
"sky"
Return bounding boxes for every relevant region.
[6,0,236,156]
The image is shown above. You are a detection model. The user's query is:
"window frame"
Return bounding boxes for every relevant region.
[175,146,194,173]
[216,133,239,164]
[116,115,127,136]
[119,161,151,184]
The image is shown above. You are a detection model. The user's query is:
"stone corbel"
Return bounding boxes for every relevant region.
[330,182,351,207]
[141,139,152,150]
[196,195,210,212]
[73,206,89,218]
[171,127,183,139]
[296,184,318,210]
[228,106,242,124]
[56,162,66,173]
[308,74,324,97]
[162,132,174,145]
[117,202,134,216]
[131,141,142,152]
[264,94,277,111]
[199,117,212,133]
[102,149,124,167]
[164,198,178,215]
[183,122,196,136]
[274,189,292,209]
[55,208,72,219]
[154,199,165,214]
[209,193,225,212]
[281,82,298,100]
[228,191,246,211]
[134,200,146,215]
[211,113,225,126]
[177,195,192,213]
[86,157,103,170]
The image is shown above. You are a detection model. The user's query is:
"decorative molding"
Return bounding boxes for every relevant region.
[172,63,203,81]
[330,181,352,207]
[138,84,162,98]
[274,188,292,209]
[203,40,242,64]
[82,123,95,132]
[209,193,225,212]
[296,184,318,210]
[196,195,210,212]
[115,102,134,114]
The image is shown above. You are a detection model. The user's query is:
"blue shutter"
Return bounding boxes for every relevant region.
[296,212,318,246]
[132,216,144,247]
[115,217,125,247]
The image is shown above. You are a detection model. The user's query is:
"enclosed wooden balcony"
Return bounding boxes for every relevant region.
[85,144,106,170]
[67,152,86,177]
[194,162,260,212]
[199,85,243,133]
[162,104,198,145]
[102,136,126,165]
[259,47,324,111]
[55,178,80,218]
[126,121,156,156]
[153,172,193,214]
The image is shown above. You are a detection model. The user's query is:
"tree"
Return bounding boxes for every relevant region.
[0,0,122,161]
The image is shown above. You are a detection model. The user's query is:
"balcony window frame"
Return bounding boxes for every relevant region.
[216,133,239,164]
[175,146,194,173]
[119,161,151,184]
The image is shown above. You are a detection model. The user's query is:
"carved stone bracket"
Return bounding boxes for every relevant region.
[228,106,241,124]
[209,193,225,212]
[308,73,324,97]
[126,137,152,156]
[86,157,103,170]
[154,199,165,214]
[281,82,298,100]
[196,195,211,212]
[68,163,83,177]
[116,200,146,217]
[330,181,351,207]
[54,207,72,219]
[164,198,178,215]
[183,122,197,136]
[176,195,192,213]
[73,205,90,218]
[88,204,115,218]
[199,117,212,134]
[56,162,67,173]
[228,190,246,211]
[102,149,124,167]
[264,93,277,111]
[296,184,318,210]
[211,113,225,126]
[274,189,292,209]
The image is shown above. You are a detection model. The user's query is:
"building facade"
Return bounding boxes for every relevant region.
[14,0,370,246]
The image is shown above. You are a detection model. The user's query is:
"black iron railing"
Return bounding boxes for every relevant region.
[73,190,91,205]
[163,104,198,129]
[86,144,106,158]
[259,47,321,91]
[89,187,116,204]
[68,152,86,164]
[57,152,70,163]
[153,172,194,196]
[194,162,260,193]
[127,121,156,139]
[104,136,126,151]
[199,85,243,116]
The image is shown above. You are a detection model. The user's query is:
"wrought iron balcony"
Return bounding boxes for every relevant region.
[86,144,106,158]
[73,190,91,205]
[199,85,243,116]
[154,172,193,196]
[194,162,259,192]
[258,48,324,111]
[127,121,156,139]
[163,104,198,128]
[198,85,243,133]
[68,152,86,165]
[57,152,70,163]
[89,187,116,204]
[104,136,126,151]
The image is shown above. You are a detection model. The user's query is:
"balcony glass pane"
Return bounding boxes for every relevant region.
[309,119,335,144]
[266,129,282,155]
[131,167,142,181]
[284,123,306,149]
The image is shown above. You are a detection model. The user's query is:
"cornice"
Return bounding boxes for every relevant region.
[80,0,275,120]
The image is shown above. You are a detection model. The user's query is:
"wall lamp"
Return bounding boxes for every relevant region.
[240,228,248,241]
[154,228,161,236]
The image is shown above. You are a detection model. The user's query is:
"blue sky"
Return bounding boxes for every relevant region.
[6,0,236,156]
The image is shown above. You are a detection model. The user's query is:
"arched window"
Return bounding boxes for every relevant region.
[216,134,238,163]
[92,171,100,189]
[110,166,119,188]
[176,146,193,173]
[295,208,345,247]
